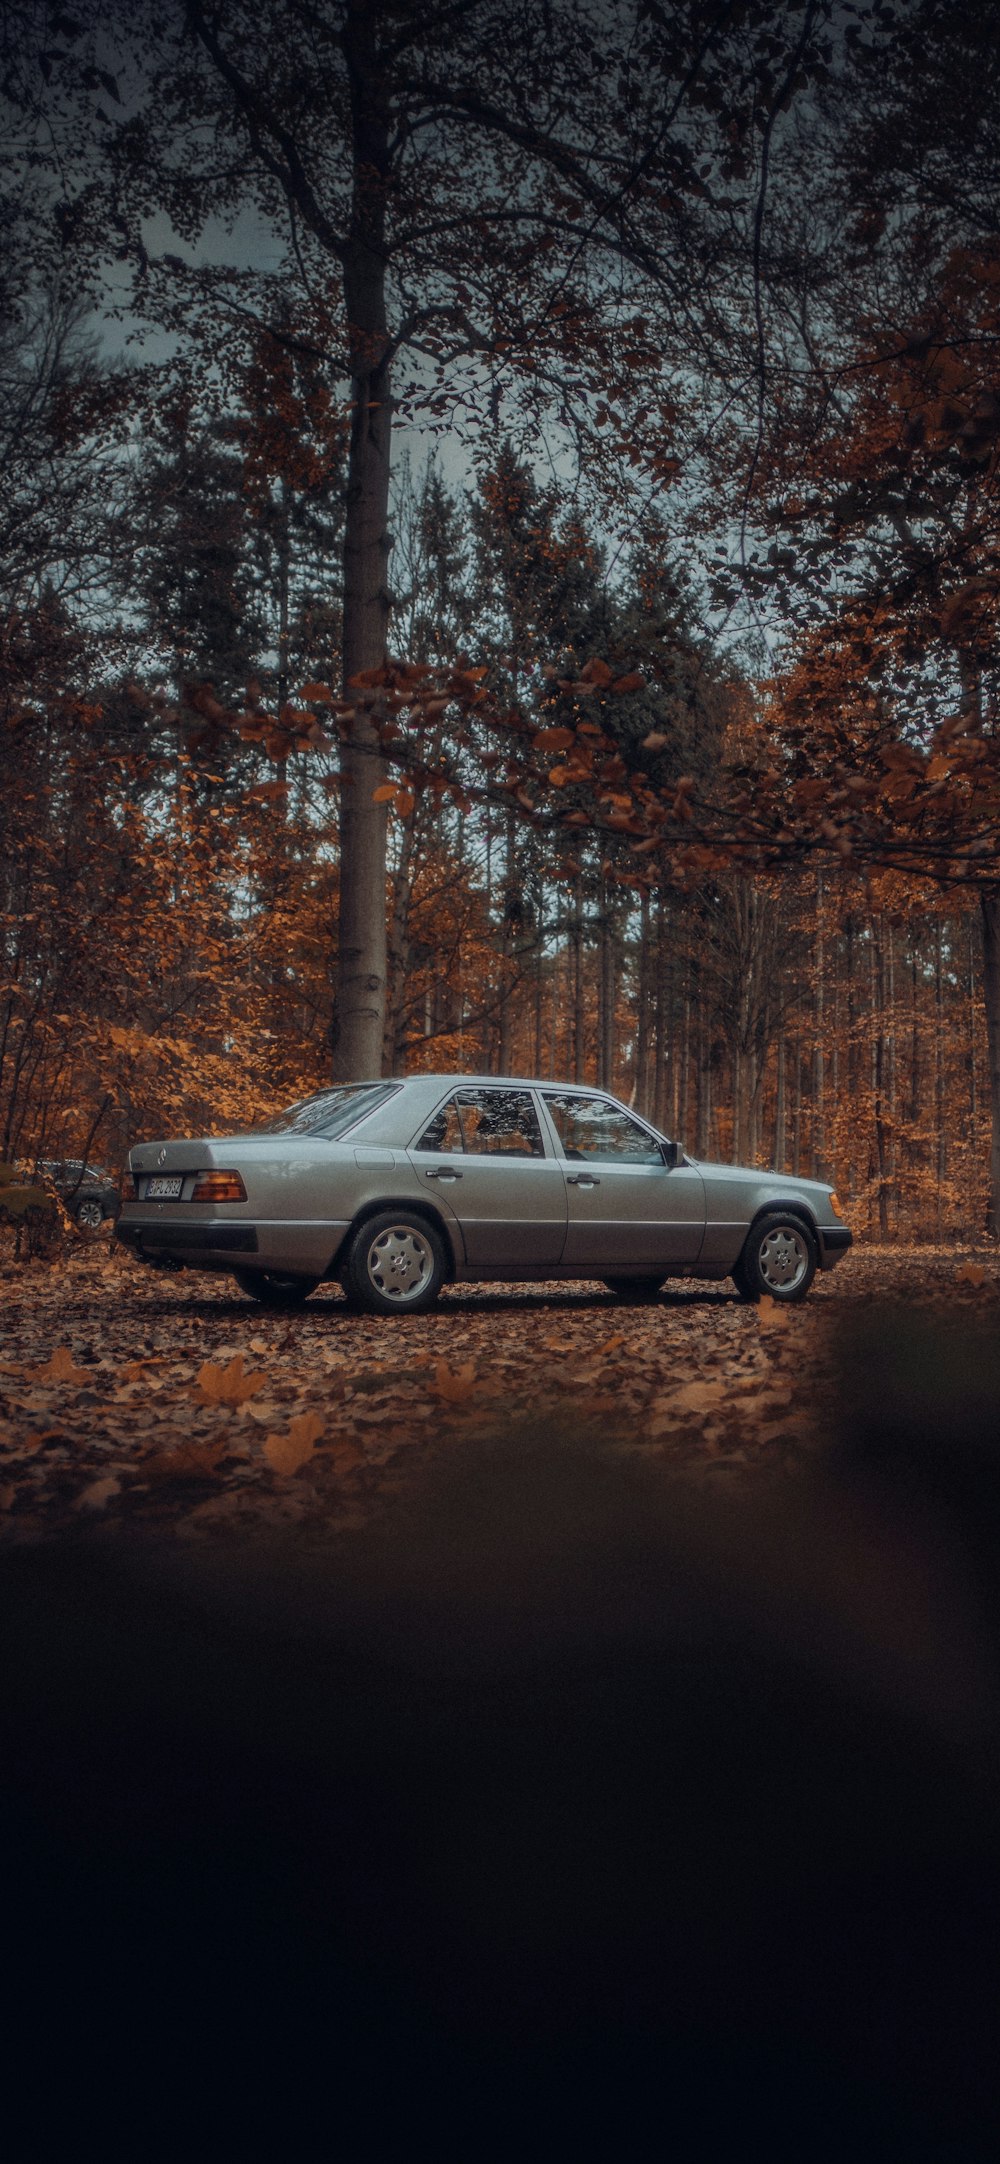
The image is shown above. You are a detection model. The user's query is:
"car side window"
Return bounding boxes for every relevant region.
[455,1087,544,1158]
[414,1099,467,1153]
[544,1094,663,1166]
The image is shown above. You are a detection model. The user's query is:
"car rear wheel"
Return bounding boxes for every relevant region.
[603,1276,666,1299]
[344,1211,445,1316]
[232,1269,320,1308]
[75,1197,104,1230]
[733,1214,817,1303]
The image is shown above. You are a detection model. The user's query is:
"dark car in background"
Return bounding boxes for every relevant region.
[38,1159,121,1229]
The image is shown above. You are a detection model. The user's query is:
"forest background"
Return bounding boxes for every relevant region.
[4,0,1000,1245]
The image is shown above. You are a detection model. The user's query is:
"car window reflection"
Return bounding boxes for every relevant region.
[415,1100,466,1154]
[416,1088,544,1158]
[544,1093,663,1166]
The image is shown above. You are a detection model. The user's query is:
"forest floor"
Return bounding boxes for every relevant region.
[0,1233,997,1545]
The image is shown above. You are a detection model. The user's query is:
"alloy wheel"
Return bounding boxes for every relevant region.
[365,1224,435,1304]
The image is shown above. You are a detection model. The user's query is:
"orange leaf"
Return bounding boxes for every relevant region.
[142,1438,230,1482]
[612,670,646,695]
[394,788,416,817]
[534,725,575,753]
[955,1261,988,1287]
[372,782,397,802]
[30,1345,90,1386]
[432,1359,477,1403]
[299,681,335,703]
[580,657,612,686]
[263,1410,324,1474]
[75,1475,121,1513]
[196,1355,265,1407]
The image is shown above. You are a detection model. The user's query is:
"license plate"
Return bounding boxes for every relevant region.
[147,1176,182,1199]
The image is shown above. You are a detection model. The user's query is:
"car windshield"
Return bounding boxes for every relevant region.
[252,1083,400,1138]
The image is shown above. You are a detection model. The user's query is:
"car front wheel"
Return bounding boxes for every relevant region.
[733,1214,817,1303]
[75,1197,105,1230]
[344,1211,445,1316]
[233,1269,320,1308]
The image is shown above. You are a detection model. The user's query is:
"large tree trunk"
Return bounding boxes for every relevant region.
[333,0,393,1079]
[981,889,1000,1237]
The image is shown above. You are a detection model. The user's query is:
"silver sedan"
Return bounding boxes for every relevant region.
[116,1074,852,1313]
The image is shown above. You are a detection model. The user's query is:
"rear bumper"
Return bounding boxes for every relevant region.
[115,1214,347,1274]
[817,1224,853,1269]
[115,1219,259,1264]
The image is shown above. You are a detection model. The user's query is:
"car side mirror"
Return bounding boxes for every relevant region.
[661,1139,681,1169]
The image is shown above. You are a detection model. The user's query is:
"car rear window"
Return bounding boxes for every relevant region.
[253,1083,401,1138]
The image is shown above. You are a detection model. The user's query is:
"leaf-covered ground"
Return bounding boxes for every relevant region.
[1,1236,997,1543]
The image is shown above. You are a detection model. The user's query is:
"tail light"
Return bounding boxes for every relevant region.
[191,1170,248,1203]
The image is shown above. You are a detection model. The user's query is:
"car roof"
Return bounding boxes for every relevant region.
[388,1075,624,1094]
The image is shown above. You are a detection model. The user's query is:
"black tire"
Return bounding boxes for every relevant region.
[344,1210,445,1316]
[603,1276,666,1300]
[232,1268,320,1308]
[75,1197,105,1230]
[733,1213,817,1303]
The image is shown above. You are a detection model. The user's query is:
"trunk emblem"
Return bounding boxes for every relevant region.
[157,1147,167,1165]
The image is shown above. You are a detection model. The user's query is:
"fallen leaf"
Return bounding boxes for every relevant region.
[141,1438,230,1482]
[29,1345,90,1386]
[245,1399,287,1427]
[75,1475,121,1512]
[756,1295,793,1326]
[432,1359,478,1403]
[263,1411,325,1474]
[670,1379,728,1414]
[955,1261,987,1288]
[328,1438,365,1470]
[196,1354,266,1407]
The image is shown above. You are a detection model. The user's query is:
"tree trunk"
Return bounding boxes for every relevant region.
[382,817,416,1073]
[653,896,669,1130]
[774,1029,786,1171]
[873,918,890,1239]
[812,869,826,1180]
[935,916,946,1232]
[572,871,585,1083]
[981,889,1000,1237]
[333,2,393,1078]
[634,889,651,1115]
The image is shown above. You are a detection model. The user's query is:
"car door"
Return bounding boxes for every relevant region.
[407,1085,567,1270]
[540,1092,706,1271]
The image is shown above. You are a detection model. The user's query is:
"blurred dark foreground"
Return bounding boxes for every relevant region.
[2,1306,1000,2159]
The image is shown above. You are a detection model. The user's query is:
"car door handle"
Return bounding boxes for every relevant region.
[566,1172,600,1187]
[424,1167,462,1180]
